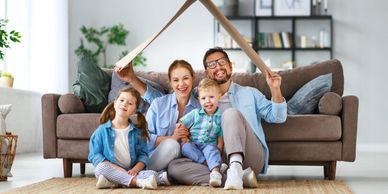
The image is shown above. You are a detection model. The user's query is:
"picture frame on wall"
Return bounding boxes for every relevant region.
[274,0,311,16]
[255,0,272,16]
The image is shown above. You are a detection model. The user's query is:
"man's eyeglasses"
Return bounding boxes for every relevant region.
[206,57,229,69]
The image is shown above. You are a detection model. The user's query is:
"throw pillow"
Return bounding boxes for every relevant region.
[287,73,332,115]
[58,93,86,114]
[72,56,111,113]
[108,71,166,115]
[318,92,342,115]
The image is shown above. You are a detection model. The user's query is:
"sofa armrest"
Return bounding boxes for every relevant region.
[341,95,359,161]
[41,93,61,159]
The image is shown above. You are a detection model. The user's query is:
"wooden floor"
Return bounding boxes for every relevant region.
[1,151,388,194]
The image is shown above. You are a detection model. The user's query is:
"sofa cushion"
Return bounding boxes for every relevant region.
[72,56,111,113]
[58,93,85,114]
[263,114,342,142]
[274,60,344,100]
[57,114,100,139]
[319,92,342,115]
[57,139,90,159]
[287,73,332,115]
[268,142,342,161]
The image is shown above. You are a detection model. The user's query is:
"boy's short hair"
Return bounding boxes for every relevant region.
[198,78,220,94]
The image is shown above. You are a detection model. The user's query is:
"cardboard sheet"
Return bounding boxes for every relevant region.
[116,0,271,75]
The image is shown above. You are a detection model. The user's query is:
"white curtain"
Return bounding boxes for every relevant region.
[4,0,68,93]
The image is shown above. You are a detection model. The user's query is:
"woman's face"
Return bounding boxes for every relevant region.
[114,92,137,118]
[169,67,194,99]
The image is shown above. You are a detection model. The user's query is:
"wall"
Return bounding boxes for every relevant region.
[68,0,388,148]
[0,88,42,153]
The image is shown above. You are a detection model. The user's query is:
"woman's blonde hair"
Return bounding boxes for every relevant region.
[167,59,195,81]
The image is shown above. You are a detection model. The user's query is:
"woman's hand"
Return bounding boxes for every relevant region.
[114,61,136,83]
[172,123,190,141]
[180,137,190,146]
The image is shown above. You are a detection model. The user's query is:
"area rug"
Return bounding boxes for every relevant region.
[3,177,354,194]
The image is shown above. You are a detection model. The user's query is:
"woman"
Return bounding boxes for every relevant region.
[115,60,200,172]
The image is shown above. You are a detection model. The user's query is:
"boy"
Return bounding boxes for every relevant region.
[179,78,224,187]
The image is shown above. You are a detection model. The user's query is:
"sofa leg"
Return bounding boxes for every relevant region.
[63,159,73,178]
[324,161,337,180]
[80,163,85,175]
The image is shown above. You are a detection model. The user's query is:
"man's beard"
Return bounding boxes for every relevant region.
[213,73,231,84]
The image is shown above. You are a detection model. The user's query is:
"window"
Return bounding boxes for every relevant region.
[1,0,69,93]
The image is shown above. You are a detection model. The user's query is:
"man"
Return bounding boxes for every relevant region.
[115,47,287,189]
[167,48,287,189]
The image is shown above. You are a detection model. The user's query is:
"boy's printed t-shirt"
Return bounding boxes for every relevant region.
[179,108,222,145]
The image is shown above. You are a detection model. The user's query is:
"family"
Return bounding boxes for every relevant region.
[88,47,288,190]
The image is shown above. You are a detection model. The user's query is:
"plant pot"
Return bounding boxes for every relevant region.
[0,77,14,88]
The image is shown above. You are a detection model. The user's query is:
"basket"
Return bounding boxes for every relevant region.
[0,133,18,181]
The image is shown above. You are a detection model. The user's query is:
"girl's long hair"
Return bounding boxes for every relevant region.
[99,87,149,140]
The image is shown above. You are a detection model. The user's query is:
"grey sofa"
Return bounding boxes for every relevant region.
[41,59,358,179]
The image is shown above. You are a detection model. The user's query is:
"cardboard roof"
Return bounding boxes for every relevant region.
[115,0,271,74]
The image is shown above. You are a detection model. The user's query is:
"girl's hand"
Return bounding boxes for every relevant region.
[127,168,139,176]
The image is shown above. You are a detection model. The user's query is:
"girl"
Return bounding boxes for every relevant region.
[88,87,169,189]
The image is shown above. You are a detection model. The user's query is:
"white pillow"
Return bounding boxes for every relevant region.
[0,104,12,135]
[1,104,12,177]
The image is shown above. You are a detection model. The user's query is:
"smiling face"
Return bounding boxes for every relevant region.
[114,92,137,118]
[169,67,194,98]
[198,87,221,115]
[205,51,232,84]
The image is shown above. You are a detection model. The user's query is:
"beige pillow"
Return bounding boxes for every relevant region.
[58,93,85,114]
[318,92,342,115]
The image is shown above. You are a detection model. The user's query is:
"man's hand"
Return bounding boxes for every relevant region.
[265,71,284,103]
[265,71,281,90]
[114,61,136,83]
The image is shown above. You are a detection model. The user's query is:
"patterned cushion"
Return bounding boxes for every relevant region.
[287,73,332,115]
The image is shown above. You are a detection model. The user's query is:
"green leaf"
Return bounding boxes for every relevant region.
[75,24,145,68]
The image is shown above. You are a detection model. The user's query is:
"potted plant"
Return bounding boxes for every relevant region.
[0,72,13,88]
[75,24,146,69]
[0,19,21,88]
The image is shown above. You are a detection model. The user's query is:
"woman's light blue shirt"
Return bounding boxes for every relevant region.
[145,92,200,154]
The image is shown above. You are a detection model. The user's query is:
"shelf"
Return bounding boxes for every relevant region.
[294,47,332,51]
[226,15,332,20]
[223,48,243,51]
[226,15,255,20]
[215,9,333,71]
[257,48,293,51]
